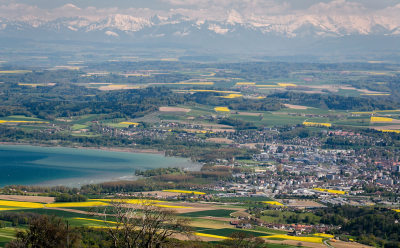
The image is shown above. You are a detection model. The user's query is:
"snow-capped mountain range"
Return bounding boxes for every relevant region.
[1,9,400,51]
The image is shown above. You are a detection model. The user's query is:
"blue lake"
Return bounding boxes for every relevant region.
[0,145,200,187]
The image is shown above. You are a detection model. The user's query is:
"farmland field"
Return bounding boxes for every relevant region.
[273,108,337,115]
[230,114,307,126]
[260,210,321,224]
[70,114,103,125]
[72,124,89,130]
[198,228,269,237]
[219,197,273,202]
[0,115,44,121]
[180,209,236,218]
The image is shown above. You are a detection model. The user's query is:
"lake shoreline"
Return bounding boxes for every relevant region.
[0,144,201,187]
[0,142,201,172]
[0,142,165,155]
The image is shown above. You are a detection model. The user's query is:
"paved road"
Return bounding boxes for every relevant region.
[324,240,334,248]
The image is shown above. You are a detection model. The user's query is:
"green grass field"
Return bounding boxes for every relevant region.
[231,114,307,127]
[274,108,338,115]
[0,115,44,121]
[180,210,236,218]
[336,89,362,97]
[7,209,89,219]
[70,114,103,125]
[254,226,288,234]
[198,228,270,237]
[0,228,15,245]
[213,81,237,87]
[17,126,57,131]
[72,124,89,130]
[260,210,321,224]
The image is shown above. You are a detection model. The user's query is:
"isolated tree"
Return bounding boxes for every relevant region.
[297,242,303,247]
[6,214,80,248]
[220,232,268,248]
[88,199,194,248]
[259,113,264,121]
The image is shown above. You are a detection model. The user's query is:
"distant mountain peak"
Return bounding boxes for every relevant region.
[225,9,243,24]
[0,11,399,52]
[60,4,80,10]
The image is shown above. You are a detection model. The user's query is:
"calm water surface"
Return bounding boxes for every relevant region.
[0,145,200,187]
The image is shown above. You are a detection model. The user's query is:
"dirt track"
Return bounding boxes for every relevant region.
[285,200,325,207]
[266,240,326,248]
[284,104,308,109]
[238,112,262,116]
[159,107,191,112]
[372,125,400,130]
[332,241,373,248]
[206,138,234,144]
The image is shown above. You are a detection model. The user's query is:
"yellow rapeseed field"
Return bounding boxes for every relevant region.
[371,117,393,122]
[313,188,347,194]
[0,208,17,211]
[119,122,140,125]
[262,235,323,243]
[189,90,238,94]
[187,130,214,134]
[263,201,283,206]
[255,85,282,87]
[314,233,335,238]
[0,200,44,209]
[277,83,297,87]
[73,217,118,224]
[374,110,400,112]
[108,85,127,87]
[45,202,109,208]
[380,130,400,133]
[97,199,163,204]
[155,205,192,209]
[195,233,228,239]
[392,209,400,212]
[236,82,255,85]
[163,190,205,195]
[351,112,375,114]
[303,122,331,127]
[214,107,230,112]
[219,94,243,99]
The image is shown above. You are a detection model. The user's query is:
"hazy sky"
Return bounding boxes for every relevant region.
[9,0,400,9]
[0,0,399,21]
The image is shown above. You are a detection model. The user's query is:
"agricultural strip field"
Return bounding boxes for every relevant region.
[0,197,333,247]
[70,114,103,125]
[218,197,273,202]
[260,210,321,224]
[196,228,269,237]
[230,114,308,126]
[180,209,236,218]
